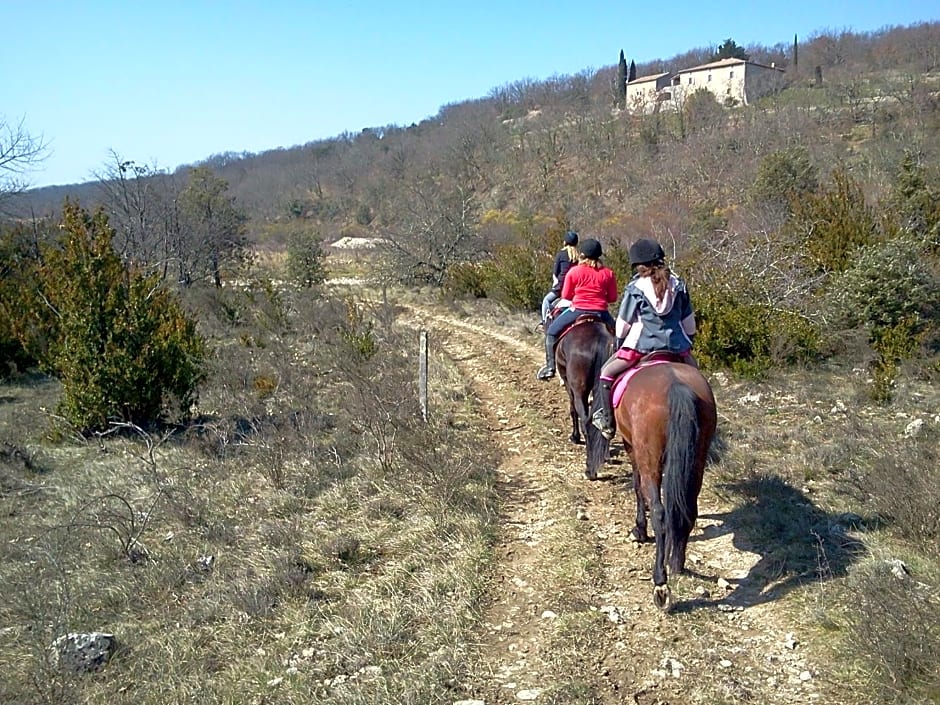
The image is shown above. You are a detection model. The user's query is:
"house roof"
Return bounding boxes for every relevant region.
[627,71,671,85]
[677,57,784,74]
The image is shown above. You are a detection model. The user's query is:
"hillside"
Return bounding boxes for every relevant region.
[12,22,940,248]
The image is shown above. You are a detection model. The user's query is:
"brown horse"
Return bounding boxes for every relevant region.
[612,361,717,610]
[555,318,612,481]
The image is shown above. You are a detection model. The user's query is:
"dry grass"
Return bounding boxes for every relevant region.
[0,285,500,705]
[1,281,938,704]
[702,363,940,704]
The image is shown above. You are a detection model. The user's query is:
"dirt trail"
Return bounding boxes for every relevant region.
[403,307,825,704]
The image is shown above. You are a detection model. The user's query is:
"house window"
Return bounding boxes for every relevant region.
[688,76,693,84]
[707,74,712,82]
[729,70,734,78]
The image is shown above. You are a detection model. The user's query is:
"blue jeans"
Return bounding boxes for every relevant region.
[544,308,615,368]
[541,290,559,322]
[546,308,614,337]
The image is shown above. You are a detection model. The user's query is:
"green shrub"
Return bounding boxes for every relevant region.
[285,226,327,288]
[832,234,937,331]
[599,239,632,294]
[688,200,730,239]
[0,225,43,376]
[884,150,940,248]
[831,234,939,401]
[33,202,207,432]
[476,223,557,311]
[682,88,724,134]
[338,298,377,360]
[869,316,924,404]
[789,166,878,273]
[749,146,819,213]
[479,244,546,311]
[443,262,488,299]
[693,284,820,376]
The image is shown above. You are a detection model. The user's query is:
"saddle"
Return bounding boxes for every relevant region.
[556,312,615,341]
[611,352,691,408]
[636,350,687,365]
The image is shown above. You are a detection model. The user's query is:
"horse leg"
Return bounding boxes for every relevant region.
[648,488,671,610]
[630,463,649,542]
[567,388,581,444]
[576,389,602,479]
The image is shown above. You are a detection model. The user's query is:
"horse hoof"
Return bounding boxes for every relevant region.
[629,528,647,543]
[653,584,672,611]
[584,469,597,481]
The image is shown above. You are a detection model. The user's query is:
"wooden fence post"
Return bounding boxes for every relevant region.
[419,330,429,423]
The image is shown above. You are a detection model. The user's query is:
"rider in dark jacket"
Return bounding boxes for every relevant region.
[591,238,697,439]
[540,230,579,326]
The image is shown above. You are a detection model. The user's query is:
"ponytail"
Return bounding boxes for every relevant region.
[634,262,671,303]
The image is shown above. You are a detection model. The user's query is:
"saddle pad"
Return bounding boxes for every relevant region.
[557,314,606,342]
[612,360,671,408]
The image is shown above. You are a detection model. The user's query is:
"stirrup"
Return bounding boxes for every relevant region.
[591,408,615,440]
[536,366,555,381]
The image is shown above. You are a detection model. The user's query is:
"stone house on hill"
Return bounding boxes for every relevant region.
[626,57,785,113]
[625,71,672,113]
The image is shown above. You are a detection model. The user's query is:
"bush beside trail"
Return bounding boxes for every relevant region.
[1,202,206,432]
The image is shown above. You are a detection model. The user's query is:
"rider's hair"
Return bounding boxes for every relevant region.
[564,244,579,260]
[634,262,672,303]
[579,255,603,269]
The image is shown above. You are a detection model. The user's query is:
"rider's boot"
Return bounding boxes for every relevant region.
[591,378,616,440]
[536,334,557,380]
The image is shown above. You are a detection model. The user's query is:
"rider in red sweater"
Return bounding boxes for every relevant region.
[536,238,618,380]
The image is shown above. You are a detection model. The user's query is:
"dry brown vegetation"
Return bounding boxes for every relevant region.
[1,280,938,704]
[0,286,499,703]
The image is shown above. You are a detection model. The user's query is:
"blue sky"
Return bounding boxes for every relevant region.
[5,1,938,188]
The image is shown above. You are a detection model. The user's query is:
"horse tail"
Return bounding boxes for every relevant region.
[662,380,701,570]
[586,323,611,470]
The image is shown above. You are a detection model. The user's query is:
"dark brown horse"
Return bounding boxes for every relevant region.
[612,361,717,610]
[555,318,612,481]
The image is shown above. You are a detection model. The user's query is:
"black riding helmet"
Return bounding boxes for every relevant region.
[579,238,603,260]
[564,230,579,246]
[629,238,665,266]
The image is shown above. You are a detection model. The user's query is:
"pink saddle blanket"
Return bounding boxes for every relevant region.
[611,360,671,408]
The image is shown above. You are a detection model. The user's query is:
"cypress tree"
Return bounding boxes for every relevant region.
[793,34,798,69]
[629,59,636,82]
[617,49,627,107]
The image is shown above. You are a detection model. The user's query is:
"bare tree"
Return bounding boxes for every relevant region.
[177,166,250,287]
[0,116,49,210]
[379,168,483,286]
[92,152,193,283]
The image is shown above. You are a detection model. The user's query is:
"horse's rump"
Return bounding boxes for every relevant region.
[555,319,613,479]
[615,363,715,445]
[557,312,611,342]
[611,361,717,608]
